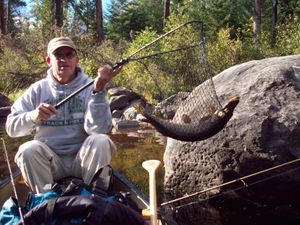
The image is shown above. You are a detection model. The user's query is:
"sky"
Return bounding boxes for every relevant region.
[103,0,112,11]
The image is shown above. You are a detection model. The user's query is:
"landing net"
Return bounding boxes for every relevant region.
[115,21,237,141]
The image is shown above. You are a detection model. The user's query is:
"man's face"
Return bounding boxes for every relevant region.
[46,47,79,84]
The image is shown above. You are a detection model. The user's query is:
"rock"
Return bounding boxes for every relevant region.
[109,94,129,111]
[0,106,11,122]
[122,107,138,120]
[107,86,147,130]
[154,92,190,119]
[163,55,300,208]
[0,93,12,122]
[0,93,12,107]
[112,119,140,130]
[108,87,140,101]
[292,65,300,80]
[111,109,124,119]
[136,113,146,122]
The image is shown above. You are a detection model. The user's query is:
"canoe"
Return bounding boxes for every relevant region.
[0,169,177,225]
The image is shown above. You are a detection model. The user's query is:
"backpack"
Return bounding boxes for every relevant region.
[0,178,146,225]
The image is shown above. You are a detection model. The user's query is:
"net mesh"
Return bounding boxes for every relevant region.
[124,21,222,126]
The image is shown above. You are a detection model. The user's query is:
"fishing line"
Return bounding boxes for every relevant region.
[174,164,300,210]
[130,43,201,62]
[161,158,300,208]
[1,138,25,224]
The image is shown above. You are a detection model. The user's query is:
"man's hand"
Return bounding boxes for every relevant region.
[31,103,58,122]
[94,64,122,92]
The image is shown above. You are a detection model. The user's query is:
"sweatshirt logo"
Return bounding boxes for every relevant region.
[41,95,85,126]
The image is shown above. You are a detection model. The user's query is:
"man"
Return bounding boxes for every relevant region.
[6,37,120,193]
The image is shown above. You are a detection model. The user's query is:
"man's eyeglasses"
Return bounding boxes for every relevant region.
[53,51,77,60]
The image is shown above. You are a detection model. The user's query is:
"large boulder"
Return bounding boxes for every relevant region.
[163,55,300,217]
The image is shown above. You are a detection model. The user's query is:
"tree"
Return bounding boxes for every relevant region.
[0,0,5,35]
[164,0,170,22]
[105,0,163,42]
[186,0,252,40]
[69,0,96,33]
[271,0,278,47]
[96,0,104,43]
[253,0,261,49]
[6,0,13,33]
[2,0,26,35]
[32,0,55,36]
[55,0,63,28]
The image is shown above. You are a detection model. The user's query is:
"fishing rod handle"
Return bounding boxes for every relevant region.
[112,58,129,70]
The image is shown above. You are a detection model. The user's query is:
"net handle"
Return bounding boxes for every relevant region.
[55,20,204,109]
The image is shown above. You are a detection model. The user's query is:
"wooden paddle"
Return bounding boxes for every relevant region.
[142,160,161,225]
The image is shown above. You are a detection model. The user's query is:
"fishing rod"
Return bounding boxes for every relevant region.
[54,20,203,109]
[1,138,25,224]
[175,163,300,210]
[160,157,300,207]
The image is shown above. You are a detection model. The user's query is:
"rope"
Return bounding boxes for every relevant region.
[161,158,300,207]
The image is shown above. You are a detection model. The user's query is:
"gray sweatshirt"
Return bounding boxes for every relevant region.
[6,67,112,155]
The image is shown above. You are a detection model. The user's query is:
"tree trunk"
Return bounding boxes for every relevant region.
[49,0,55,33]
[55,0,63,28]
[253,0,261,49]
[96,0,105,43]
[6,0,12,33]
[0,0,5,35]
[86,1,90,32]
[271,0,278,47]
[164,0,170,22]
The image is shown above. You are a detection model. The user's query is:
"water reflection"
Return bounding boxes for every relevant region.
[110,127,167,203]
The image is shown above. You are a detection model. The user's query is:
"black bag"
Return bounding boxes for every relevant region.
[15,179,146,225]
[16,195,146,225]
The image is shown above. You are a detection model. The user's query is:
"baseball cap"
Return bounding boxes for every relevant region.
[47,37,77,55]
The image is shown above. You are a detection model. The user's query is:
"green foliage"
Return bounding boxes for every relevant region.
[0,33,46,94]
[78,34,123,78]
[2,0,300,104]
[273,16,300,55]
[8,89,26,102]
[186,0,253,40]
[207,27,243,75]
[105,0,164,43]
[70,0,96,33]
[31,0,55,36]
[0,26,122,95]
[113,29,162,102]
[4,0,27,35]
[113,20,207,103]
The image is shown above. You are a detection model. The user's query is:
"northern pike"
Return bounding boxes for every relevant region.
[134,96,239,142]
